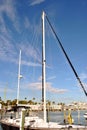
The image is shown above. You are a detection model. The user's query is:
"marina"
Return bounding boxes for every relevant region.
[0,10,87,130]
[0,0,87,130]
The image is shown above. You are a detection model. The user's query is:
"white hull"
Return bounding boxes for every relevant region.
[84,113,87,119]
[0,116,87,130]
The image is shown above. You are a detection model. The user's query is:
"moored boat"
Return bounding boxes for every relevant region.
[0,112,87,130]
[83,113,87,119]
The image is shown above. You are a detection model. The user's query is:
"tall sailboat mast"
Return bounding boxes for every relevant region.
[42,11,46,123]
[17,50,21,105]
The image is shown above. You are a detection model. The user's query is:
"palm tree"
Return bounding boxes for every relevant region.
[0,97,1,101]
[32,97,35,104]
[52,101,55,105]
[28,100,33,105]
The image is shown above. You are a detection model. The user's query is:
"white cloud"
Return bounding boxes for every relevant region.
[20,43,41,63]
[0,34,17,62]
[38,75,56,82]
[80,73,87,81]
[38,76,42,81]
[0,0,21,33]
[0,0,42,65]
[0,33,42,67]
[0,86,15,93]
[47,82,67,94]
[0,0,19,63]
[24,17,30,29]
[0,0,15,19]
[75,73,87,92]
[29,0,45,6]
[27,81,67,94]
[76,76,87,95]
[22,60,41,67]
[47,76,56,81]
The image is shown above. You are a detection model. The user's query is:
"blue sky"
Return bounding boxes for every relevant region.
[0,0,87,104]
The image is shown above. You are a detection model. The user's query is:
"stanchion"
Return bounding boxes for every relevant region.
[20,108,26,130]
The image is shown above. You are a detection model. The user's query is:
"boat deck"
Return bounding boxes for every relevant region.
[0,118,87,130]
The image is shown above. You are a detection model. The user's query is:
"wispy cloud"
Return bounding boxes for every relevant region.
[0,35,42,67]
[25,78,67,94]
[0,0,20,33]
[0,0,16,20]
[80,73,87,81]
[24,17,30,29]
[38,76,56,82]
[0,0,20,63]
[46,82,68,94]
[76,73,87,94]
[77,81,87,94]
[22,60,41,67]
[29,0,45,6]
[0,0,42,67]
[20,43,41,63]
[47,76,56,81]
[78,73,87,92]
[0,86,15,93]
[0,34,17,62]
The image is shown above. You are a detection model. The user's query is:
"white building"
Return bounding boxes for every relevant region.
[0,103,2,110]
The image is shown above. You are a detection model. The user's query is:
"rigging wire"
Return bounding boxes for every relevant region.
[45,13,87,97]
[31,20,41,82]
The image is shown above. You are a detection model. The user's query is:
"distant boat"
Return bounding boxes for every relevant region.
[0,11,87,130]
[83,113,87,119]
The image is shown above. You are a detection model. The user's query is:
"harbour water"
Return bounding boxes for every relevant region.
[38,110,87,125]
[0,110,87,130]
[0,124,2,130]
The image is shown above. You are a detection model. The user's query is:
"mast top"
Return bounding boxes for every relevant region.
[42,11,46,19]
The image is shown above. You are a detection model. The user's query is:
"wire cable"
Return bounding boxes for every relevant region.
[45,14,87,96]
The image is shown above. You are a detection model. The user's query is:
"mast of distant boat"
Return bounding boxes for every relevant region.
[17,50,22,105]
[42,11,46,123]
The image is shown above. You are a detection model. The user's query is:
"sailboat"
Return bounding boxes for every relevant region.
[0,11,87,130]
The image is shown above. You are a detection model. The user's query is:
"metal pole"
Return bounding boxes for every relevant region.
[20,108,26,130]
[17,50,21,105]
[42,11,46,123]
